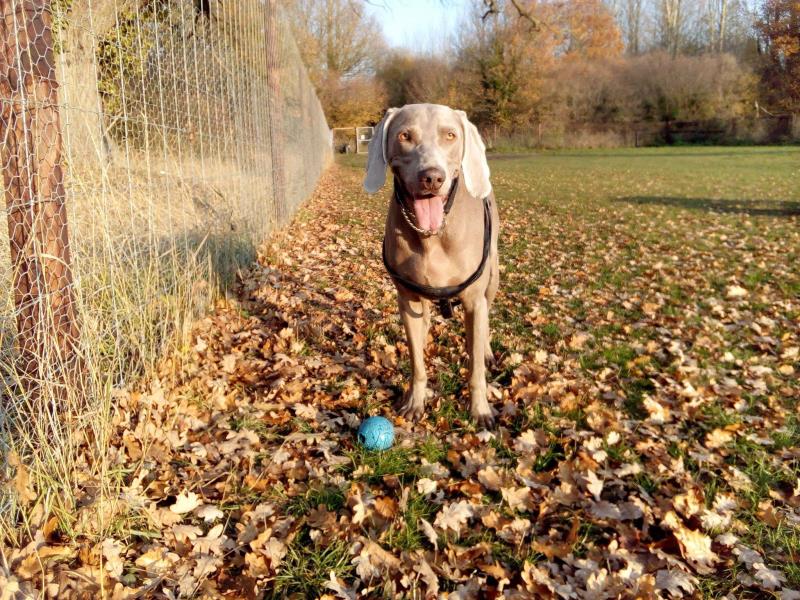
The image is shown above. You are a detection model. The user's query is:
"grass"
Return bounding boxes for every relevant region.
[286,484,347,517]
[272,533,352,598]
[385,491,439,551]
[4,145,799,596]
[342,445,417,484]
[336,145,800,593]
[0,154,277,545]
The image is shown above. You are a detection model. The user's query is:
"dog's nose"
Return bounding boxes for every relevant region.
[418,167,445,192]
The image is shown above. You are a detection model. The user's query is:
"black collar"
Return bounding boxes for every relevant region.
[382,182,493,318]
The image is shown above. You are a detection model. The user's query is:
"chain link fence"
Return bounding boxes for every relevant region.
[0,0,330,541]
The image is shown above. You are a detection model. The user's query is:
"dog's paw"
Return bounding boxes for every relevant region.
[398,389,426,422]
[470,397,497,430]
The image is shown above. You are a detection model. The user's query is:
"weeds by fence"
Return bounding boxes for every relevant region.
[0,0,330,547]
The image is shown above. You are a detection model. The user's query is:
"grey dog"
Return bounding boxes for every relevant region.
[364,104,500,428]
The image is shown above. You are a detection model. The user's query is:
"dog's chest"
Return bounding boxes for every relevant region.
[389,228,478,289]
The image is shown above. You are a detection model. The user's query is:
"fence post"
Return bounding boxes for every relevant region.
[266,0,287,225]
[0,0,80,381]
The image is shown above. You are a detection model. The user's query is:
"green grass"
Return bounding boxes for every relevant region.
[385,491,439,551]
[333,146,800,595]
[272,533,352,598]
[342,446,417,484]
[286,484,346,517]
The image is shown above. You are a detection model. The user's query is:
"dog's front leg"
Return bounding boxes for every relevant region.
[397,293,429,421]
[464,295,496,429]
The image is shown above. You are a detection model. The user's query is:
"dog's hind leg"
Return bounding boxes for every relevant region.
[397,293,430,422]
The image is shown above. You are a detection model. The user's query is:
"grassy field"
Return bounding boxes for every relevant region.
[6,146,799,598]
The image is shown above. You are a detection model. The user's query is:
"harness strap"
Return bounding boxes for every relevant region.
[382,192,492,308]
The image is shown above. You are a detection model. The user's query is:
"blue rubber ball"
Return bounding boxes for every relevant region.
[357,416,394,451]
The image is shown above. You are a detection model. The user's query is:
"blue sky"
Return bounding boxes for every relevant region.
[364,1,469,52]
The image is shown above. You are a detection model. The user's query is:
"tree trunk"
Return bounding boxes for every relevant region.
[56,0,132,167]
[717,0,728,53]
[1,0,80,380]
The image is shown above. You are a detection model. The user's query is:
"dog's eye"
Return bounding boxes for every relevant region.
[398,131,410,142]
[446,131,456,140]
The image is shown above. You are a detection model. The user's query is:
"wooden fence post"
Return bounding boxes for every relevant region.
[0,0,79,381]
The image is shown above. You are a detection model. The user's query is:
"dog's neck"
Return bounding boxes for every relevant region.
[389,177,482,253]
[385,177,490,292]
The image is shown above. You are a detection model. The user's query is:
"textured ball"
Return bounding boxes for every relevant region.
[357,416,394,451]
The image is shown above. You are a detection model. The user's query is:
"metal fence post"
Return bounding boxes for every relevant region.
[1,0,79,380]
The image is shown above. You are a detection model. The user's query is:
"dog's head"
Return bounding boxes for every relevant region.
[364,104,491,232]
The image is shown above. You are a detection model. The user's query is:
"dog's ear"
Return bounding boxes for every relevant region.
[456,110,492,199]
[364,108,398,194]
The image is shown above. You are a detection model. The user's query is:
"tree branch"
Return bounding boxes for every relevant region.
[481,0,544,30]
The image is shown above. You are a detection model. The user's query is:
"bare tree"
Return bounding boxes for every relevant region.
[285,0,385,84]
[480,0,544,30]
[657,0,685,58]
[56,0,135,163]
[623,0,644,54]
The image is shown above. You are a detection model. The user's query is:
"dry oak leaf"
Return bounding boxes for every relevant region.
[726,285,748,299]
[583,470,604,501]
[374,496,399,519]
[348,488,375,525]
[705,428,734,449]
[753,562,786,590]
[756,500,781,528]
[590,500,643,521]
[193,553,221,579]
[261,538,288,568]
[496,518,532,545]
[420,518,438,551]
[8,453,36,506]
[134,547,178,576]
[434,500,476,535]
[221,353,238,373]
[569,332,591,350]
[655,569,698,598]
[415,559,439,598]
[477,466,504,491]
[195,504,224,523]
[171,524,203,543]
[501,486,536,512]
[513,429,545,454]
[326,570,357,600]
[101,539,125,580]
[673,488,705,518]
[662,511,719,574]
[643,395,671,423]
[352,539,401,581]
[170,491,202,514]
[416,478,438,496]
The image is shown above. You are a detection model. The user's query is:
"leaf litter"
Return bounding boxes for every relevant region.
[2,157,799,598]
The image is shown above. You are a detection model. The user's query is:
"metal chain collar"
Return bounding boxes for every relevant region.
[400,204,447,237]
[398,170,459,237]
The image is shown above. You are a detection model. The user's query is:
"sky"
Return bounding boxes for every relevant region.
[363,0,470,52]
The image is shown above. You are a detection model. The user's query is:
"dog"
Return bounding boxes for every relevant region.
[364,104,500,428]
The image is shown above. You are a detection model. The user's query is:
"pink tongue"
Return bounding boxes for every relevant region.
[412,196,445,231]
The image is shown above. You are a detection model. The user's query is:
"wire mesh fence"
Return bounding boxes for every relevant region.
[0,0,330,542]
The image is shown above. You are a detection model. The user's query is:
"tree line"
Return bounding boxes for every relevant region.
[286,0,799,144]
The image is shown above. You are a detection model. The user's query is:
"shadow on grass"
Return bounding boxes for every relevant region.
[179,231,257,291]
[616,196,800,217]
